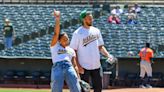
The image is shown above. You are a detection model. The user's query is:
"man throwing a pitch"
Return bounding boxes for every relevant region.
[70,10,111,92]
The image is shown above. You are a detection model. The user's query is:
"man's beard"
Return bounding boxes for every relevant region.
[86,22,92,26]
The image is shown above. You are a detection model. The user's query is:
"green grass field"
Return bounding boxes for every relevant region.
[0,88,69,92]
[0,88,74,92]
[1,88,164,92]
[0,88,85,92]
[0,88,49,92]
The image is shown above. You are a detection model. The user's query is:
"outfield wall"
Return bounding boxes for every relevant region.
[0,57,164,76]
[0,58,52,72]
[117,58,164,76]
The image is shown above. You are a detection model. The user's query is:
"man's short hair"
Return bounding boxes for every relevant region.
[146,43,150,48]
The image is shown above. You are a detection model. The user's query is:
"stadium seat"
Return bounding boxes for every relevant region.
[39,71,50,84]
[14,71,27,84]
[112,71,127,87]
[0,5,164,58]
[151,72,163,87]
[125,73,139,87]
[3,70,16,84]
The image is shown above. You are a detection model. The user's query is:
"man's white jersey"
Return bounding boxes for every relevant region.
[70,26,104,70]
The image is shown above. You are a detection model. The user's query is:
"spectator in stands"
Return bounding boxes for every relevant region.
[125,5,138,19]
[138,43,154,88]
[108,14,121,24]
[70,10,112,92]
[50,10,81,92]
[111,6,123,16]
[132,3,141,13]
[3,18,15,49]
[126,14,137,24]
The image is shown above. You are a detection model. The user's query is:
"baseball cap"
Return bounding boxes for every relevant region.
[80,10,92,21]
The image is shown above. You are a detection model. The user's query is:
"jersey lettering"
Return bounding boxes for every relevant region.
[83,34,99,46]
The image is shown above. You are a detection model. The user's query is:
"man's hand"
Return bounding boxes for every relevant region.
[78,66,84,74]
[106,54,117,64]
[74,66,80,78]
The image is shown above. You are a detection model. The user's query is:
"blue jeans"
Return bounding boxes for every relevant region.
[4,37,12,49]
[51,61,81,92]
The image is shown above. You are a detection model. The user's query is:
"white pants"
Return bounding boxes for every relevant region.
[140,60,152,78]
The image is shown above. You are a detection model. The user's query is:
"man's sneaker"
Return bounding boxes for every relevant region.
[139,85,146,88]
[146,84,152,88]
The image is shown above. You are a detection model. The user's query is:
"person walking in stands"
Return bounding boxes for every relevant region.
[50,10,81,92]
[70,10,112,92]
[3,18,15,49]
[139,43,154,88]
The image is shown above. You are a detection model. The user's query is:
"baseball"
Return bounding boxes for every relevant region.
[54,10,60,16]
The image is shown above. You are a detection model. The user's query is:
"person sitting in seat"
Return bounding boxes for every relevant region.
[126,14,137,24]
[111,6,123,16]
[132,3,141,13]
[108,14,121,24]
